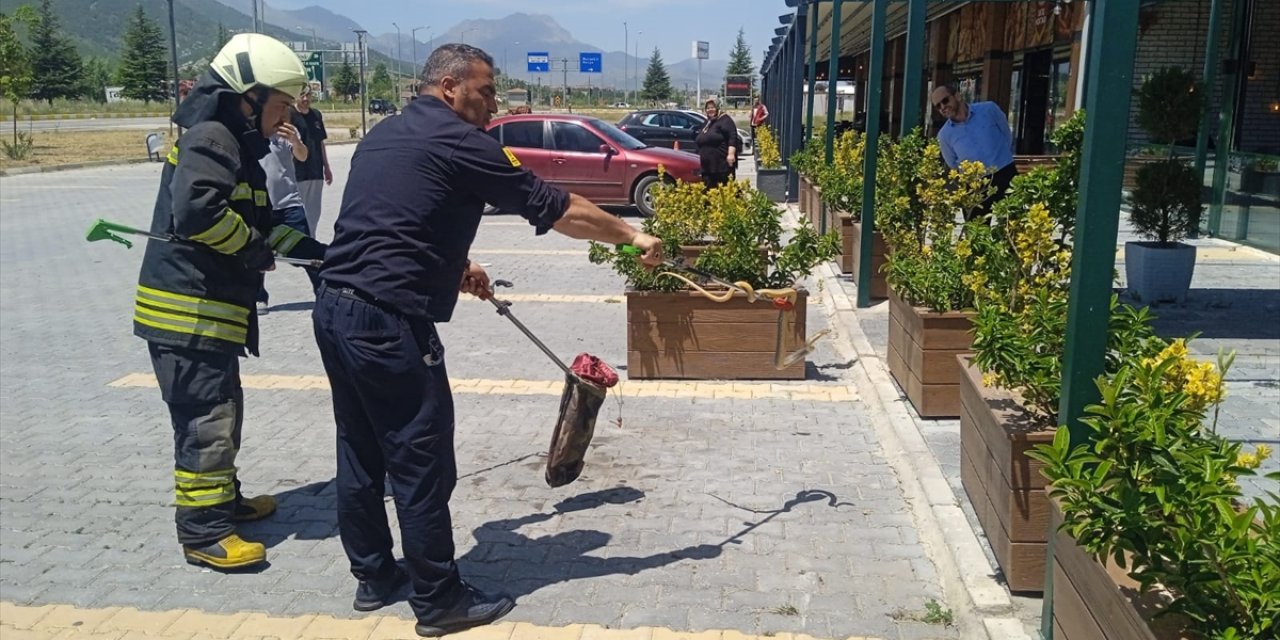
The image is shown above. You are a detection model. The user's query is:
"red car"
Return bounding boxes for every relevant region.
[485,113,702,217]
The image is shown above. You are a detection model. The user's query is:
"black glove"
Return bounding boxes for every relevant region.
[237,228,275,271]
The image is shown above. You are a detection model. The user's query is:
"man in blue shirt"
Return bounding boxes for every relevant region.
[931,85,1017,220]
[313,43,662,637]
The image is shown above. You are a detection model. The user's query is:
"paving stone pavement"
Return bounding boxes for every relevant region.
[0,149,963,640]
[833,211,1280,635]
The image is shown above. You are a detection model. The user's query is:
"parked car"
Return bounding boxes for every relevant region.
[617,109,753,154]
[484,113,702,217]
[368,98,397,115]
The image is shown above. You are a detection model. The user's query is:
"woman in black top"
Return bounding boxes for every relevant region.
[695,99,741,189]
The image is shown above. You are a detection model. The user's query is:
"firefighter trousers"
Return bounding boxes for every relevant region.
[148,343,244,546]
[311,283,464,617]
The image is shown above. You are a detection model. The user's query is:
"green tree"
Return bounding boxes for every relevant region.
[640,47,671,104]
[368,62,392,100]
[78,56,114,102]
[118,5,168,102]
[0,10,34,146]
[215,22,229,51]
[724,27,755,107]
[28,0,82,103]
[331,60,358,101]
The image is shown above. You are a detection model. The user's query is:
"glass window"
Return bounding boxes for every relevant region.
[502,121,545,149]
[486,126,502,143]
[588,119,647,150]
[552,122,604,153]
[642,114,663,126]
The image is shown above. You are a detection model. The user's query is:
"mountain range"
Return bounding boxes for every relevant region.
[10,0,730,91]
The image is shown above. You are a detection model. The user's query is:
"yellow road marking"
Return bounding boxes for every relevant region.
[108,373,856,402]
[0,602,882,640]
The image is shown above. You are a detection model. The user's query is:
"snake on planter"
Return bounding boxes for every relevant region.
[658,272,830,371]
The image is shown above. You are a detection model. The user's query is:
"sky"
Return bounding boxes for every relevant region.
[263,0,791,63]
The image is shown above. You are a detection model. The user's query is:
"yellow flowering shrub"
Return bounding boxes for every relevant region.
[755,125,782,170]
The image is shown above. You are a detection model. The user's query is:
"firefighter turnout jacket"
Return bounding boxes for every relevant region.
[134,72,325,356]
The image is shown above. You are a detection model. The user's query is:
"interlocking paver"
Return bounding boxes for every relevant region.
[2,152,951,639]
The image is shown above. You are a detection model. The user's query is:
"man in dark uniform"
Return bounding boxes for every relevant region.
[135,33,327,570]
[312,43,663,637]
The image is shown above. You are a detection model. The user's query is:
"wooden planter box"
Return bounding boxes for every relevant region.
[958,355,1056,593]
[836,214,888,299]
[1013,154,1061,174]
[626,289,807,380]
[886,288,974,418]
[798,174,813,218]
[1050,501,1192,640]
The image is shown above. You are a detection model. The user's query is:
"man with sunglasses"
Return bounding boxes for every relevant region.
[931,85,1016,220]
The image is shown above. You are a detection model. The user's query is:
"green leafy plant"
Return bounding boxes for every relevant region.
[1,129,33,159]
[588,178,837,291]
[1128,67,1205,244]
[875,129,991,312]
[755,124,782,169]
[1029,343,1279,640]
[816,130,865,217]
[922,600,954,627]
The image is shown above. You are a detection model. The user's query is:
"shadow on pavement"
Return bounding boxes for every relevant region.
[238,480,338,549]
[457,488,849,602]
[1133,288,1280,341]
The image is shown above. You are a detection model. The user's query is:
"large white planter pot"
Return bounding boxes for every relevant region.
[1124,241,1196,304]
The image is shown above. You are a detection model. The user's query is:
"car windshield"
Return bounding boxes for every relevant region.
[589,119,647,150]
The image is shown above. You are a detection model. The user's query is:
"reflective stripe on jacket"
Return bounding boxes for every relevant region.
[134,109,324,356]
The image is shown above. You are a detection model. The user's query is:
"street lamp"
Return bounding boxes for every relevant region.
[411,25,428,83]
[353,29,368,136]
[392,22,401,100]
[623,21,628,105]
[296,25,317,49]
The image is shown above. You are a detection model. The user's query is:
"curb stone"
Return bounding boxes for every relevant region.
[0,140,359,177]
[802,208,1030,640]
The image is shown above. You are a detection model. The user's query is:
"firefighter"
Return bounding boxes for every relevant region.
[134,33,326,571]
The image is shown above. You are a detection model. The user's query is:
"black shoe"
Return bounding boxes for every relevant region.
[414,584,515,637]
[353,566,409,612]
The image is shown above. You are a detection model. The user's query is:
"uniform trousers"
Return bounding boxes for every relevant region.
[148,343,244,546]
[311,283,463,617]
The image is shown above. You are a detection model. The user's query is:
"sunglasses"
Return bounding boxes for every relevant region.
[933,95,952,110]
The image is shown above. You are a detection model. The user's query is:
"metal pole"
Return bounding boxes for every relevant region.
[856,0,887,309]
[393,22,401,103]
[805,3,818,142]
[251,0,258,33]
[900,0,927,136]
[635,34,642,106]
[1207,0,1247,238]
[354,30,368,136]
[1193,0,1225,229]
[623,22,629,106]
[166,0,181,136]
[1042,0,1141,635]
[824,0,843,164]
[787,7,808,201]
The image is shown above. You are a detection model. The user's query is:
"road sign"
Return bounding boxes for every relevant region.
[725,74,752,98]
[303,52,324,85]
[527,52,550,73]
[693,41,710,60]
[579,52,602,73]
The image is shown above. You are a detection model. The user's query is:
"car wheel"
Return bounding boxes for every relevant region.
[632,174,664,217]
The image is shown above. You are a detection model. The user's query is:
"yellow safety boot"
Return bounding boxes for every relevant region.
[232,494,277,522]
[183,534,267,570]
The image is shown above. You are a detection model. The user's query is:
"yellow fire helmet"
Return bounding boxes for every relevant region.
[211,33,308,100]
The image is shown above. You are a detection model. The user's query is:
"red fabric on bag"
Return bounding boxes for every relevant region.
[571,353,619,388]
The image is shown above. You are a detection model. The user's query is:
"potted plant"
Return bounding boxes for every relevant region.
[815,131,887,291]
[754,125,787,202]
[790,133,825,227]
[589,178,838,380]
[875,129,991,417]
[1125,67,1205,304]
[1030,342,1279,639]
[1241,155,1280,194]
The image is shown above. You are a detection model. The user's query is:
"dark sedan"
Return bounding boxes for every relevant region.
[617,109,752,154]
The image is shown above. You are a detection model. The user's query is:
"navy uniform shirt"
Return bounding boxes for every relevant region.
[321,95,570,320]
